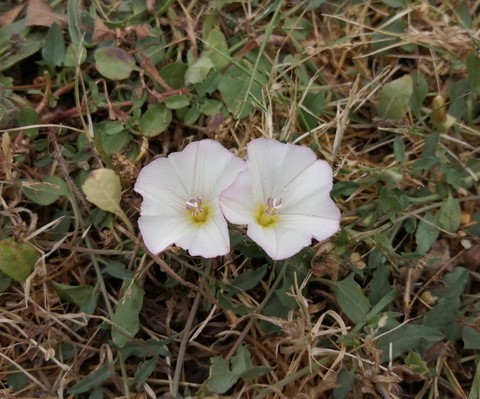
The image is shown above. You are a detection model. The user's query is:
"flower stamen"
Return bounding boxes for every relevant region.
[185,196,209,223]
[266,197,283,215]
[256,197,283,227]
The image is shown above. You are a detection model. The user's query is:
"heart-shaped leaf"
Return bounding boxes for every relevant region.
[82,168,122,214]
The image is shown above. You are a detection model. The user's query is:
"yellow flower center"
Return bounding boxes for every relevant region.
[256,197,283,227]
[185,196,209,223]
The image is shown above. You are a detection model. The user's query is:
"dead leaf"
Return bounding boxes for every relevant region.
[92,17,115,43]
[140,55,172,91]
[0,4,25,28]
[26,0,67,28]
[464,243,480,271]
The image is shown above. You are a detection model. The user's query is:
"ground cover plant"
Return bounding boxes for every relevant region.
[0,0,479,398]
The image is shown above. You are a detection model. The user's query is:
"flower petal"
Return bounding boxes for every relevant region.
[278,214,340,241]
[134,158,189,215]
[168,139,245,199]
[175,208,230,257]
[246,224,309,260]
[220,169,255,225]
[247,138,318,200]
[138,214,191,254]
[247,214,339,260]
[281,160,337,216]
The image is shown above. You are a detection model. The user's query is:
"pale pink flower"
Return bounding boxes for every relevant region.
[134,140,245,258]
[220,138,340,260]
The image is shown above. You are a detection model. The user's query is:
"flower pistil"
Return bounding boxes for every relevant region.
[256,197,283,227]
[185,196,209,223]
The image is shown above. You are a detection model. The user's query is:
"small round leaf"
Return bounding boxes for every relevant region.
[139,104,172,137]
[94,47,136,80]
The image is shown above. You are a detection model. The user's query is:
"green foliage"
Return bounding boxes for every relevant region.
[404,351,429,375]
[469,360,480,399]
[207,345,270,394]
[111,279,144,348]
[334,274,371,325]
[377,74,414,120]
[218,61,268,118]
[53,281,93,303]
[22,176,69,205]
[42,23,66,69]
[333,368,356,399]
[0,238,38,282]
[94,47,136,80]
[139,104,172,136]
[68,364,115,395]
[378,268,470,361]
[377,324,444,361]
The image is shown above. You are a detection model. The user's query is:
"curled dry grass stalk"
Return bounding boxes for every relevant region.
[0,0,479,398]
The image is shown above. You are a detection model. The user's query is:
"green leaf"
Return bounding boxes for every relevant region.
[218,62,267,119]
[16,107,40,138]
[393,136,406,163]
[82,169,122,215]
[94,47,136,80]
[0,26,43,73]
[380,0,407,8]
[7,367,29,392]
[377,324,444,361]
[333,368,356,399]
[0,238,39,282]
[119,339,170,358]
[231,264,268,291]
[462,327,480,350]
[64,43,87,67]
[305,0,327,11]
[103,260,134,280]
[139,104,172,137]
[415,212,439,255]
[369,263,391,305]
[437,196,461,233]
[202,28,230,70]
[377,75,414,120]
[67,0,85,47]
[52,282,96,307]
[335,274,371,324]
[112,279,144,348]
[165,94,190,110]
[410,71,428,116]
[423,297,460,337]
[42,23,66,69]
[22,176,69,205]
[466,52,480,94]
[198,99,222,115]
[185,57,214,85]
[432,267,469,299]
[405,351,429,375]
[298,91,326,131]
[468,359,480,399]
[208,356,238,394]
[207,345,268,394]
[134,357,158,390]
[68,364,115,395]
[0,271,11,293]
[159,62,188,89]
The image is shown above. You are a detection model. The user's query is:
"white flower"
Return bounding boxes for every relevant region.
[134,140,245,258]
[220,138,341,260]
